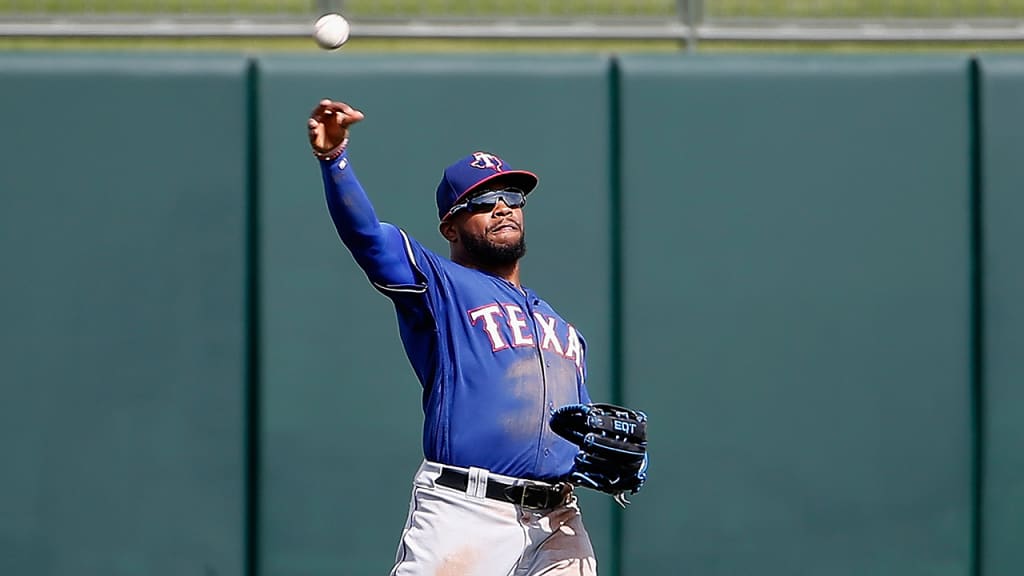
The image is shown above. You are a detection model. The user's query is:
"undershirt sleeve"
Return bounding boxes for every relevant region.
[320,151,424,292]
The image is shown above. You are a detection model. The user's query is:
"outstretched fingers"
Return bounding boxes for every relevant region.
[332,100,365,127]
[312,99,364,125]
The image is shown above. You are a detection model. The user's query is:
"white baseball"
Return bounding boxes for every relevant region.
[313,13,350,50]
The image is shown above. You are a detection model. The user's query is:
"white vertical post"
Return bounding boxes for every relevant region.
[679,0,703,52]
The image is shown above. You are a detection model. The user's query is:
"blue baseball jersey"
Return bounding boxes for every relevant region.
[321,152,591,481]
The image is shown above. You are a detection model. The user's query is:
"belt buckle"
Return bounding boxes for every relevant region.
[517,481,569,510]
[521,483,544,509]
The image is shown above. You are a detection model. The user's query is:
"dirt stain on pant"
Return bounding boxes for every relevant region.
[436,546,480,576]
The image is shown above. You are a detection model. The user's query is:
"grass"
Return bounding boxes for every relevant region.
[2,0,1024,18]
[707,0,1024,18]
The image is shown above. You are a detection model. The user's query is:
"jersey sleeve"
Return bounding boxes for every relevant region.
[320,151,424,293]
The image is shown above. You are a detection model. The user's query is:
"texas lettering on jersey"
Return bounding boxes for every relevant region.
[467,303,584,377]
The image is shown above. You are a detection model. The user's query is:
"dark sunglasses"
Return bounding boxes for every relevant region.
[448,188,527,217]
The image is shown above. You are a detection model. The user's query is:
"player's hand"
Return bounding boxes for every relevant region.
[308,99,364,154]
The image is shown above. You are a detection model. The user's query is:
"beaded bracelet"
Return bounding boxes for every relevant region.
[313,137,349,162]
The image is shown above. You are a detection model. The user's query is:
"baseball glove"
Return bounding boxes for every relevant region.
[549,403,648,506]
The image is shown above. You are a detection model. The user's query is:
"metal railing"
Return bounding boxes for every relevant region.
[1,1,1023,43]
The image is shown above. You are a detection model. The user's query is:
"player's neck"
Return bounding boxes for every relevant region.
[453,255,522,288]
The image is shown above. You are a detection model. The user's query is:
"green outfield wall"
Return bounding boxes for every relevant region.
[977,56,1024,576]
[0,53,1019,576]
[0,55,250,576]
[617,55,973,576]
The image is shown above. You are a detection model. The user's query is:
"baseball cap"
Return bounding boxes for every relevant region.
[436,151,539,221]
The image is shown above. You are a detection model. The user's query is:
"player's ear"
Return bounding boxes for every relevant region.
[439,220,459,243]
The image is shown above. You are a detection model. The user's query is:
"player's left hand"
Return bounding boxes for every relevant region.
[308,99,364,156]
[549,403,648,507]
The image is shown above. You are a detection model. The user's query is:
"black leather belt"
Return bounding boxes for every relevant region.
[436,468,572,510]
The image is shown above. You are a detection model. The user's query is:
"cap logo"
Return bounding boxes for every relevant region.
[469,152,504,172]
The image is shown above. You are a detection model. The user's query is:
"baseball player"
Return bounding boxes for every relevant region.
[308,99,642,576]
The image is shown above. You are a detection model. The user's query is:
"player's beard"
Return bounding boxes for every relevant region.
[462,229,527,266]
